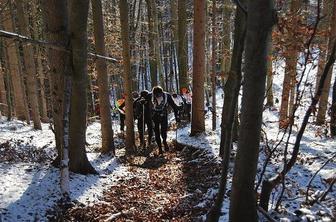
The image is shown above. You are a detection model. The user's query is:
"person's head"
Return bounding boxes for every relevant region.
[152,86,163,98]
[140,90,149,98]
[132,91,139,99]
[181,87,189,94]
[117,99,124,106]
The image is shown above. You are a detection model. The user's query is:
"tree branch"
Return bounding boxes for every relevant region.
[306,152,336,203]
[0,29,120,63]
[257,206,277,222]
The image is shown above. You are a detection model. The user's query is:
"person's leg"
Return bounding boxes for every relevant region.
[138,118,144,146]
[154,121,163,154]
[161,116,169,151]
[120,113,125,131]
[187,104,191,121]
[146,118,153,146]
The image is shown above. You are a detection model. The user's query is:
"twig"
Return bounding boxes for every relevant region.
[270,0,323,210]
[319,177,335,201]
[256,129,287,191]
[305,152,336,202]
[257,206,277,222]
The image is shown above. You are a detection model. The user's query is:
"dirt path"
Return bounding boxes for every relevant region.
[62,146,220,221]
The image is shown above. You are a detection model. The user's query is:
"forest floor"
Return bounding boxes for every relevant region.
[1,78,336,221]
[1,109,335,221]
[60,144,220,222]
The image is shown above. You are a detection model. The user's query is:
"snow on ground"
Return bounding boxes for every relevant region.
[0,117,131,222]
[170,60,336,221]
[0,59,335,221]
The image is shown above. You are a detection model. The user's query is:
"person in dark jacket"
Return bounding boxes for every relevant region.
[134,90,153,147]
[151,86,180,154]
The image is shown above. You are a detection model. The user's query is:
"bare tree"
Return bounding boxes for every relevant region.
[220,0,232,84]
[42,0,68,166]
[68,0,96,174]
[229,0,275,221]
[191,0,206,136]
[331,74,336,136]
[0,62,7,116]
[92,0,115,154]
[1,51,12,120]
[1,0,29,122]
[31,0,49,123]
[15,0,42,130]
[206,1,247,220]
[120,0,136,154]
[146,0,158,86]
[316,0,336,124]
[42,0,70,199]
[211,0,217,131]
[259,41,336,211]
[279,0,301,128]
[178,0,188,91]
[266,36,274,107]
[219,0,246,157]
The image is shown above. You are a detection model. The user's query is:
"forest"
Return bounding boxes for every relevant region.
[0,0,335,221]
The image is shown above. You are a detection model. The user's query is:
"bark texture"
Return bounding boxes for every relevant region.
[68,0,96,174]
[16,0,42,129]
[42,0,68,166]
[120,0,136,154]
[178,0,188,91]
[1,1,29,121]
[92,0,115,154]
[316,0,336,124]
[229,0,275,221]
[190,0,206,136]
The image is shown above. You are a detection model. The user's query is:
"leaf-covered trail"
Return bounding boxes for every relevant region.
[62,146,220,221]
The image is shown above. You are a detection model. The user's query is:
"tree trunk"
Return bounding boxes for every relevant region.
[15,0,42,130]
[229,0,275,221]
[331,74,336,136]
[190,0,206,136]
[1,1,29,122]
[2,51,13,120]
[68,0,96,174]
[32,0,49,123]
[171,0,179,92]
[120,0,136,154]
[279,53,296,128]
[36,50,49,122]
[279,0,301,129]
[266,36,274,107]
[219,2,246,157]
[220,0,232,84]
[60,65,71,201]
[154,2,163,87]
[146,0,158,86]
[259,42,336,211]
[315,0,330,94]
[0,63,7,116]
[211,0,217,131]
[206,2,246,221]
[42,0,68,166]
[316,0,336,125]
[178,0,188,91]
[92,0,115,154]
